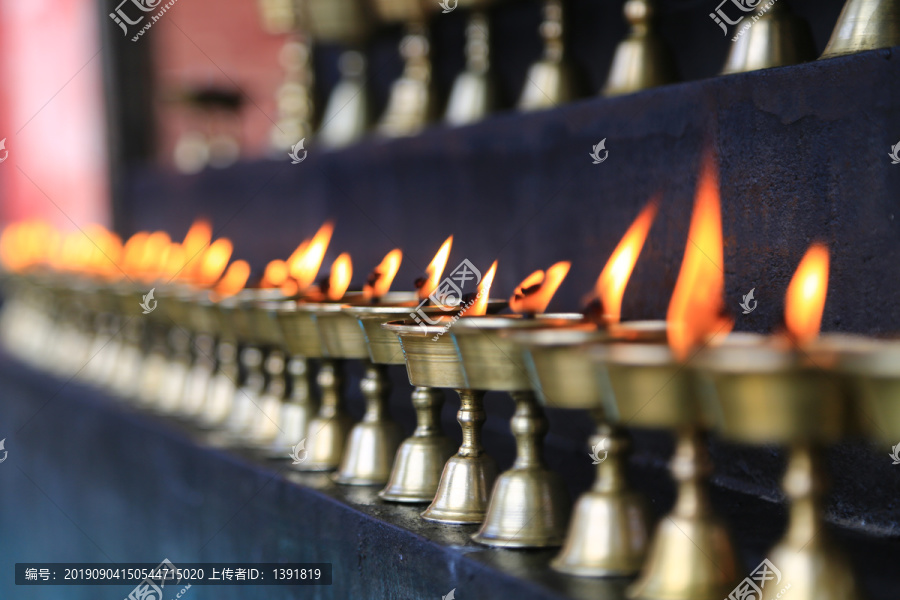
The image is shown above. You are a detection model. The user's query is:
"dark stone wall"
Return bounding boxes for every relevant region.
[128,47,900,336]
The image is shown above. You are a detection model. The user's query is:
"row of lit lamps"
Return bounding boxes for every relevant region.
[1,157,897,600]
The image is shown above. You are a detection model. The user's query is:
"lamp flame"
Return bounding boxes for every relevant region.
[509,261,570,314]
[326,253,353,301]
[666,154,732,361]
[594,198,659,324]
[363,249,403,300]
[214,260,251,298]
[417,236,453,300]
[468,260,498,316]
[261,259,289,288]
[178,219,212,281]
[195,238,233,288]
[290,221,333,293]
[784,243,829,346]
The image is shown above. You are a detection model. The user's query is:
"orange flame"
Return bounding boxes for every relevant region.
[290,221,334,293]
[178,219,213,281]
[418,236,453,300]
[261,259,289,288]
[363,249,403,300]
[195,238,233,287]
[138,231,171,281]
[468,260,498,316]
[161,244,187,280]
[594,198,659,324]
[214,260,251,298]
[1,220,60,272]
[784,243,829,346]
[666,155,733,361]
[509,261,571,314]
[121,232,150,275]
[326,253,353,301]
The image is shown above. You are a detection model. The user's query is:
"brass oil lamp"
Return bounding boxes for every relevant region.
[305,0,377,147]
[384,264,503,524]
[272,224,353,472]
[518,0,579,111]
[370,0,440,136]
[603,0,678,97]
[720,1,815,75]
[593,155,739,600]
[310,252,406,486]
[699,245,865,600]
[256,0,315,151]
[345,243,460,500]
[503,199,661,574]
[821,0,900,59]
[444,2,497,126]
[451,262,577,548]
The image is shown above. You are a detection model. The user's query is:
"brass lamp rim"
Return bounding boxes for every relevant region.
[696,332,873,375]
[383,316,455,336]
[451,313,587,333]
[504,319,669,348]
[832,336,900,377]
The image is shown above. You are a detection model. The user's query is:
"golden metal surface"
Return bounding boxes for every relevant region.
[348,293,436,365]
[377,22,437,137]
[837,337,900,442]
[518,0,579,111]
[384,317,497,522]
[597,344,739,600]
[697,334,850,444]
[384,317,468,389]
[379,386,455,502]
[369,0,434,24]
[445,11,496,125]
[297,360,354,471]
[451,314,588,392]
[603,0,678,97]
[333,362,404,485]
[312,305,371,360]
[700,334,868,600]
[552,420,649,576]
[305,0,373,43]
[721,2,815,75]
[471,391,571,547]
[317,50,372,149]
[821,0,900,59]
[347,295,457,500]
[453,316,587,547]
[275,301,329,358]
[275,356,319,462]
[508,322,666,575]
[422,389,497,523]
[597,343,716,429]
